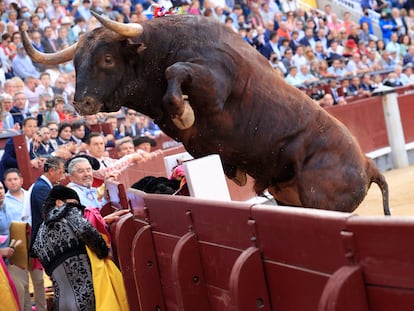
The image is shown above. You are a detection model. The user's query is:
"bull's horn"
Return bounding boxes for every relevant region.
[21,31,76,65]
[91,10,143,37]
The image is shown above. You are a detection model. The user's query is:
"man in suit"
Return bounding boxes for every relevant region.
[299,27,317,50]
[119,109,143,138]
[10,91,30,127]
[30,156,65,242]
[259,31,281,61]
[53,26,69,51]
[403,45,414,66]
[0,117,42,183]
[326,79,341,105]
[41,26,57,53]
[391,7,408,37]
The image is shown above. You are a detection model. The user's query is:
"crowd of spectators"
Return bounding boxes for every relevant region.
[0,0,410,117]
[184,0,414,107]
[220,1,414,107]
[3,0,414,308]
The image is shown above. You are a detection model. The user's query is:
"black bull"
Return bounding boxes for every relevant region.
[22,13,390,215]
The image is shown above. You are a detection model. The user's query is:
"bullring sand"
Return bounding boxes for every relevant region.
[355,165,414,216]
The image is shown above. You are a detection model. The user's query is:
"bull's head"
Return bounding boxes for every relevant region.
[22,11,195,130]
[21,10,143,115]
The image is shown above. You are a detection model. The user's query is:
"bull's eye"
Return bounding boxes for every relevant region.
[104,54,114,65]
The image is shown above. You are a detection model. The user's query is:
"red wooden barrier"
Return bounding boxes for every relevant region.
[105,88,414,311]
[105,178,129,210]
[153,134,181,151]
[89,122,112,135]
[109,213,146,310]
[398,92,414,143]
[325,97,389,154]
[89,123,102,133]
[13,135,42,189]
[325,88,414,154]
[109,193,414,311]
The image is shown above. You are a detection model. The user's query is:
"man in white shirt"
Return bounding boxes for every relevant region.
[292,45,308,69]
[66,156,103,209]
[285,66,302,86]
[0,93,18,131]
[297,64,318,84]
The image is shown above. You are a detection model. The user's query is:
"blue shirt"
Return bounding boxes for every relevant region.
[0,204,12,262]
[11,53,40,79]
[359,16,374,35]
[285,74,302,86]
[379,19,397,44]
[67,182,104,209]
[327,66,345,77]
[4,190,27,222]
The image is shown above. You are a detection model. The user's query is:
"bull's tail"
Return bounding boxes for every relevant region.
[367,158,391,216]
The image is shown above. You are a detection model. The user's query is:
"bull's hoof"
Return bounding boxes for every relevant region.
[231,169,247,186]
[171,95,195,130]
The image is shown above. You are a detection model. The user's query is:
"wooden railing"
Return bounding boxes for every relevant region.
[13,135,43,189]
[106,190,414,311]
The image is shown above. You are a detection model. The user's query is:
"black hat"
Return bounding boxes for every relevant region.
[65,154,100,173]
[131,176,156,191]
[47,185,80,202]
[131,176,180,194]
[133,136,156,147]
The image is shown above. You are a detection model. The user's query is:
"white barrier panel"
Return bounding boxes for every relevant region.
[183,154,231,201]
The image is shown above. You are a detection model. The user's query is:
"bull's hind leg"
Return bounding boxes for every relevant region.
[295,168,368,213]
[163,61,231,129]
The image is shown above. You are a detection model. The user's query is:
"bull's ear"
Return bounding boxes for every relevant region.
[127,40,146,54]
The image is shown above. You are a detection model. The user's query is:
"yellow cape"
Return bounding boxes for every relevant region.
[86,240,129,311]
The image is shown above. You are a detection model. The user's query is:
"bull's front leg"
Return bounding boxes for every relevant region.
[163,61,228,130]
[163,62,247,186]
[163,63,197,130]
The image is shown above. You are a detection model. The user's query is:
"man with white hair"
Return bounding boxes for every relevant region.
[394,65,411,85]
[386,32,401,63]
[297,64,318,84]
[391,7,407,36]
[67,156,103,209]
[0,93,17,130]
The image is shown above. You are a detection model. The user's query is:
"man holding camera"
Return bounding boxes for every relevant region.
[31,126,74,161]
[42,95,65,124]
[30,126,55,159]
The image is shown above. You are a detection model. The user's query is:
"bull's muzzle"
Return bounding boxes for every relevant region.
[72,96,103,115]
